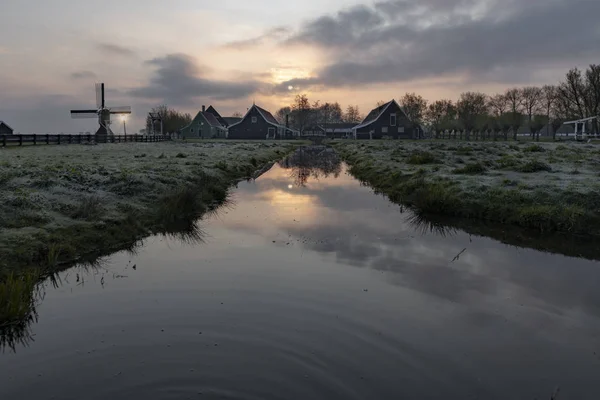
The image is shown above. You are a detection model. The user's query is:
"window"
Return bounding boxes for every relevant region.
[382,127,388,133]
[252,117,257,123]
[191,128,194,133]
[398,127,405,133]
[390,113,397,126]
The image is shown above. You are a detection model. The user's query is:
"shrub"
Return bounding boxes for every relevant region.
[516,160,552,173]
[407,151,438,165]
[453,163,486,175]
[524,144,545,153]
[175,153,187,158]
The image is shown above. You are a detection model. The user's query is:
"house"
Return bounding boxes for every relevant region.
[302,125,327,137]
[228,104,293,139]
[0,121,14,135]
[223,117,242,126]
[352,100,415,139]
[205,106,229,128]
[180,105,228,139]
[322,122,356,138]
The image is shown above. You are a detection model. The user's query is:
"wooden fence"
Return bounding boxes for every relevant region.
[0,134,171,148]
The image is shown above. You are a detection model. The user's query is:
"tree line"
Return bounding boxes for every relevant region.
[403,64,600,141]
[143,105,192,134]
[274,96,363,134]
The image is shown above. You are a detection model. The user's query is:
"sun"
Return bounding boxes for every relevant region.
[288,85,294,91]
[288,184,293,189]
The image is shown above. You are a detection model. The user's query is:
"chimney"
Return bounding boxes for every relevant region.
[286,114,289,128]
[202,105,206,112]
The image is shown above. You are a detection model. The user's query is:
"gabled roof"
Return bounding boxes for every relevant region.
[206,106,228,127]
[202,112,224,128]
[223,117,242,126]
[228,104,283,129]
[320,122,356,131]
[353,100,404,130]
[0,121,13,131]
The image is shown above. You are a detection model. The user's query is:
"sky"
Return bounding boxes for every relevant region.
[0,0,599,133]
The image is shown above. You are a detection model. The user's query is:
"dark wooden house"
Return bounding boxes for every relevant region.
[352,100,415,139]
[180,105,227,139]
[0,121,14,135]
[228,104,290,140]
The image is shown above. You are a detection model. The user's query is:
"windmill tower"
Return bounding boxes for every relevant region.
[70,83,131,141]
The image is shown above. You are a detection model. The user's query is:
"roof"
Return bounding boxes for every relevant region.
[0,121,13,131]
[206,105,228,127]
[228,104,283,129]
[223,117,242,126]
[353,100,402,130]
[321,122,356,131]
[202,112,224,128]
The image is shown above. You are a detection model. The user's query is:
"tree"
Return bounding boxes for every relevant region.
[521,86,543,137]
[231,111,243,118]
[456,92,487,141]
[425,99,455,138]
[317,102,343,138]
[505,88,524,140]
[275,106,292,125]
[557,65,600,135]
[541,85,557,140]
[400,93,427,126]
[376,100,387,107]
[145,105,192,134]
[291,94,312,133]
[488,93,508,117]
[344,105,362,123]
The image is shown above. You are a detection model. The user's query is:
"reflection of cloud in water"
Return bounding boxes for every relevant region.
[226,161,600,322]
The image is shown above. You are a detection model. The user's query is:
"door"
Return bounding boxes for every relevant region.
[267,127,276,139]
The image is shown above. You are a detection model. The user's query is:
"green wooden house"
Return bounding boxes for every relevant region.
[181,106,227,139]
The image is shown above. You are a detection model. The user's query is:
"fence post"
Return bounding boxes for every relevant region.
[46,134,50,144]
[19,135,23,146]
[69,135,72,144]
[33,135,37,145]
[57,135,61,145]
[2,136,5,147]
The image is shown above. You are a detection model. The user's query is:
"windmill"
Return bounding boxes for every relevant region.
[70,83,131,138]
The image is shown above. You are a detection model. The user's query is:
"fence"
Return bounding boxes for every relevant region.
[1,134,171,148]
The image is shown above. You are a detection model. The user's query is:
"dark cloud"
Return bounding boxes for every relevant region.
[276,0,600,91]
[222,26,291,50]
[97,42,136,57]
[70,70,97,80]
[129,54,261,105]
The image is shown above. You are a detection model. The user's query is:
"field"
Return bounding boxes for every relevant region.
[334,140,600,235]
[0,141,301,273]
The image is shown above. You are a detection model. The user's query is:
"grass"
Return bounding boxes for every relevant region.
[0,141,302,274]
[406,151,438,165]
[453,163,486,175]
[334,140,600,236]
[515,160,552,173]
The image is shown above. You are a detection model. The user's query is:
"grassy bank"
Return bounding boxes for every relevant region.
[333,140,600,235]
[0,141,302,273]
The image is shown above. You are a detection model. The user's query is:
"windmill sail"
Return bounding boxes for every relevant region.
[71,109,98,119]
[95,83,104,109]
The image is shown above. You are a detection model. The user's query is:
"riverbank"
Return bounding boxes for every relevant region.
[0,141,302,273]
[333,140,600,235]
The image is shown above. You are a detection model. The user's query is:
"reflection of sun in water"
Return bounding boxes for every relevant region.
[288,184,293,189]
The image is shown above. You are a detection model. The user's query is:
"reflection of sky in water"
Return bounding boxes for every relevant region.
[2,148,600,400]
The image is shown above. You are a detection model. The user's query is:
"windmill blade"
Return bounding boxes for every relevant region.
[71,109,99,119]
[95,83,104,109]
[109,106,131,114]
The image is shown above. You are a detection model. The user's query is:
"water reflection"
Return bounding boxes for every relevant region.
[1,146,600,399]
[278,146,342,187]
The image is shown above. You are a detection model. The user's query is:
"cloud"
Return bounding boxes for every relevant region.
[129,54,261,105]
[97,42,136,57]
[222,26,291,50]
[70,70,97,80]
[275,0,600,91]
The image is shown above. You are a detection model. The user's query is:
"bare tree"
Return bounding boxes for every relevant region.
[292,94,312,134]
[231,111,243,118]
[145,105,192,134]
[521,86,543,138]
[400,93,428,127]
[275,106,292,125]
[376,100,387,107]
[558,67,587,119]
[425,99,455,138]
[344,105,362,123]
[541,85,557,140]
[317,102,343,138]
[505,88,524,140]
[456,92,487,141]
[488,93,508,117]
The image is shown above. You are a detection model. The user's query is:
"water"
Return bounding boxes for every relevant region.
[2,147,600,399]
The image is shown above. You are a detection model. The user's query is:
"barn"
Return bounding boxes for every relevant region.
[228,104,289,140]
[0,121,14,135]
[352,100,415,139]
[180,106,227,139]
